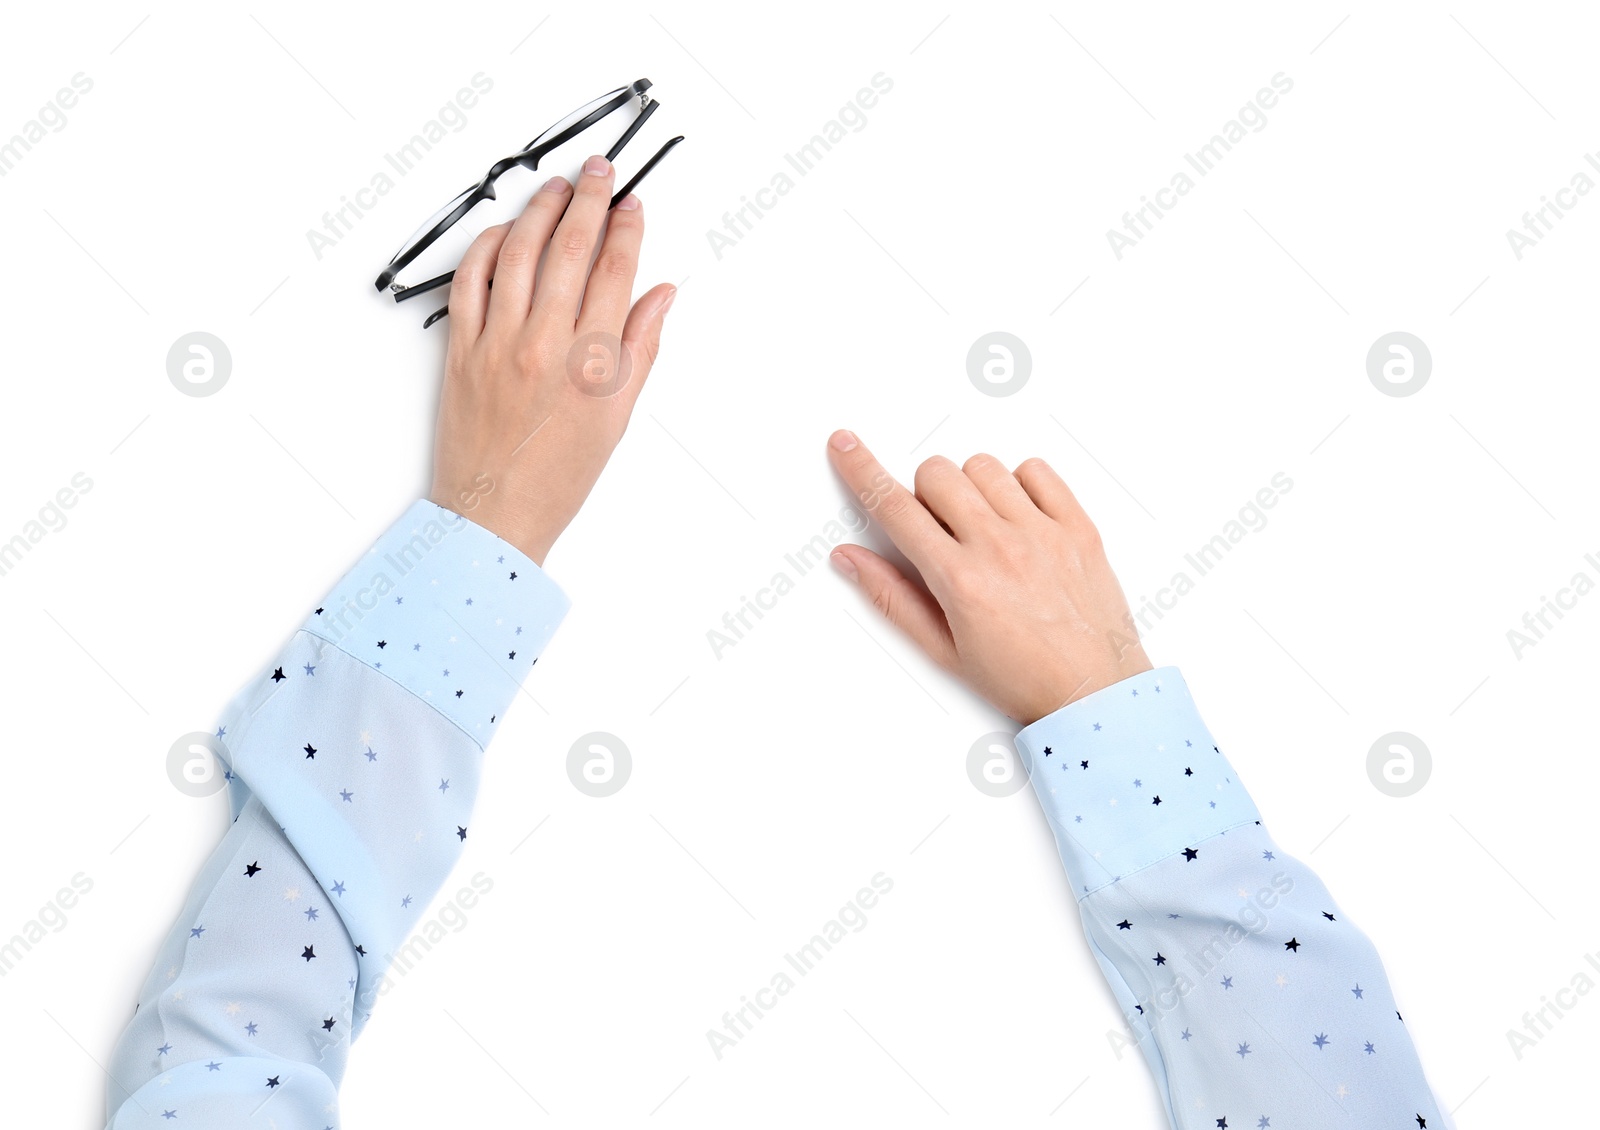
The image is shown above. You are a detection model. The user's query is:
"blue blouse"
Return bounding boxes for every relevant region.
[1015,668,1448,1129]
[103,503,1446,1129]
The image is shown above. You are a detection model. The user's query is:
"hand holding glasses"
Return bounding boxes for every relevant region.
[376,78,683,327]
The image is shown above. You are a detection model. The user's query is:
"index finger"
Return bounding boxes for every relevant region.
[828,430,953,570]
[530,154,617,332]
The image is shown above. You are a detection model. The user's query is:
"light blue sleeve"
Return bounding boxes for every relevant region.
[1014,666,1449,1130]
[104,500,569,1129]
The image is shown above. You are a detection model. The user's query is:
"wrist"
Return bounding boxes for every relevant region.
[1021,648,1154,726]
[428,487,557,567]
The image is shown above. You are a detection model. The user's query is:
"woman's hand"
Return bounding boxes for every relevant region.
[826,430,1152,724]
[429,154,676,565]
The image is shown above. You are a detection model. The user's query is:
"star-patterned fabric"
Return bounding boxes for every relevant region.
[1015,667,1450,1130]
[103,500,569,1128]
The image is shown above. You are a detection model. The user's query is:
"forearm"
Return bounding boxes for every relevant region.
[104,501,567,1126]
[1016,667,1447,1129]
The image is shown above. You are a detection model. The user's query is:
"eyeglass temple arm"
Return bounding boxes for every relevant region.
[612,127,680,202]
[418,134,685,328]
[605,97,658,161]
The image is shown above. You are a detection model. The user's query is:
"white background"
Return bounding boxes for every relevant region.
[0,2,1594,1126]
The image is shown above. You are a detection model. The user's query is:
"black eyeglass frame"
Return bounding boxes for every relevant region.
[375,78,683,327]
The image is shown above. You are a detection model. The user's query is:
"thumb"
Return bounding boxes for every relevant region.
[621,282,676,391]
[831,544,958,670]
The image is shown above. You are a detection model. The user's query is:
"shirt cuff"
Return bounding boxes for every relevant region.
[299,499,570,748]
[1015,666,1261,899]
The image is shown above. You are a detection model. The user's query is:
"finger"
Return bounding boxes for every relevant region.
[827,431,953,571]
[530,154,616,332]
[576,193,643,335]
[830,544,958,669]
[1013,458,1089,524]
[447,222,512,348]
[962,452,1036,521]
[486,175,572,329]
[914,455,994,539]
[614,282,676,399]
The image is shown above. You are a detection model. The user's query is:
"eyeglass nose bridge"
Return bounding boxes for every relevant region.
[379,78,680,321]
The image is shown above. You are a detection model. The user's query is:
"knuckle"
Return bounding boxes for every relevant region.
[496,239,537,269]
[516,332,560,370]
[853,469,890,509]
[479,340,513,374]
[470,223,509,256]
[944,565,985,603]
[512,337,541,370]
[914,455,952,490]
[594,250,634,284]
[555,228,592,264]
[871,487,913,523]
[995,536,1031,569]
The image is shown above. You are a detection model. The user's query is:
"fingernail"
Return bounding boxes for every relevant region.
[541,175,570,193]
[830,429,858,452]
[661,286,677,315]
[830,551,859,581]
[583,155,611,177]
[614,193,641,210]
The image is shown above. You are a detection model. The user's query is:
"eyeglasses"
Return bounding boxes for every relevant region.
[376,78,683,328]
